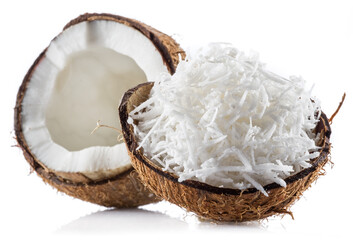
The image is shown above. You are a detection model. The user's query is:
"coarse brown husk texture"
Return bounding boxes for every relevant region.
[14,13,184,208]
[119,82,332,221]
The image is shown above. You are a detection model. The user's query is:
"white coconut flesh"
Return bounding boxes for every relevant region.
[21,20,168,179]
[129,43,322,196]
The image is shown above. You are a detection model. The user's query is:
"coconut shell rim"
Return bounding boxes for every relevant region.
[119,82,331,196]
[64,13,179,74]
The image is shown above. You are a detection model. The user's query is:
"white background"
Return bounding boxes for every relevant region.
[1,0,352,239]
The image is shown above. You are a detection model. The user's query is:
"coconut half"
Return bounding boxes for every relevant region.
[14,13,184,207]
[119,82,331,221]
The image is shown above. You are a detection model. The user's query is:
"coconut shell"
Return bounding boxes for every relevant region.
[14,13,184,208]
[119,82,332,221]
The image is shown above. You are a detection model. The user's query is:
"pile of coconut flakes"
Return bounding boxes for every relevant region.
[128,43,321,196]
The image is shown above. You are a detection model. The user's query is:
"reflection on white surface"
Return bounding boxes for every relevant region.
[57,207,188,234]
[56,201,269,236]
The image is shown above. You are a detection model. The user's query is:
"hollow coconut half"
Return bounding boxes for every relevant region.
[119,82,331,221]
[14,13,184,208]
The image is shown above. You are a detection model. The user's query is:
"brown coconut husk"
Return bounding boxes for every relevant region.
[14,13,184,208]
[119,82,331,221]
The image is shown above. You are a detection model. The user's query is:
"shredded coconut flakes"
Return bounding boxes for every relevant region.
[129,43,321,196]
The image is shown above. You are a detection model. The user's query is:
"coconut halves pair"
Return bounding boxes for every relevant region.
[15,13,331,222]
